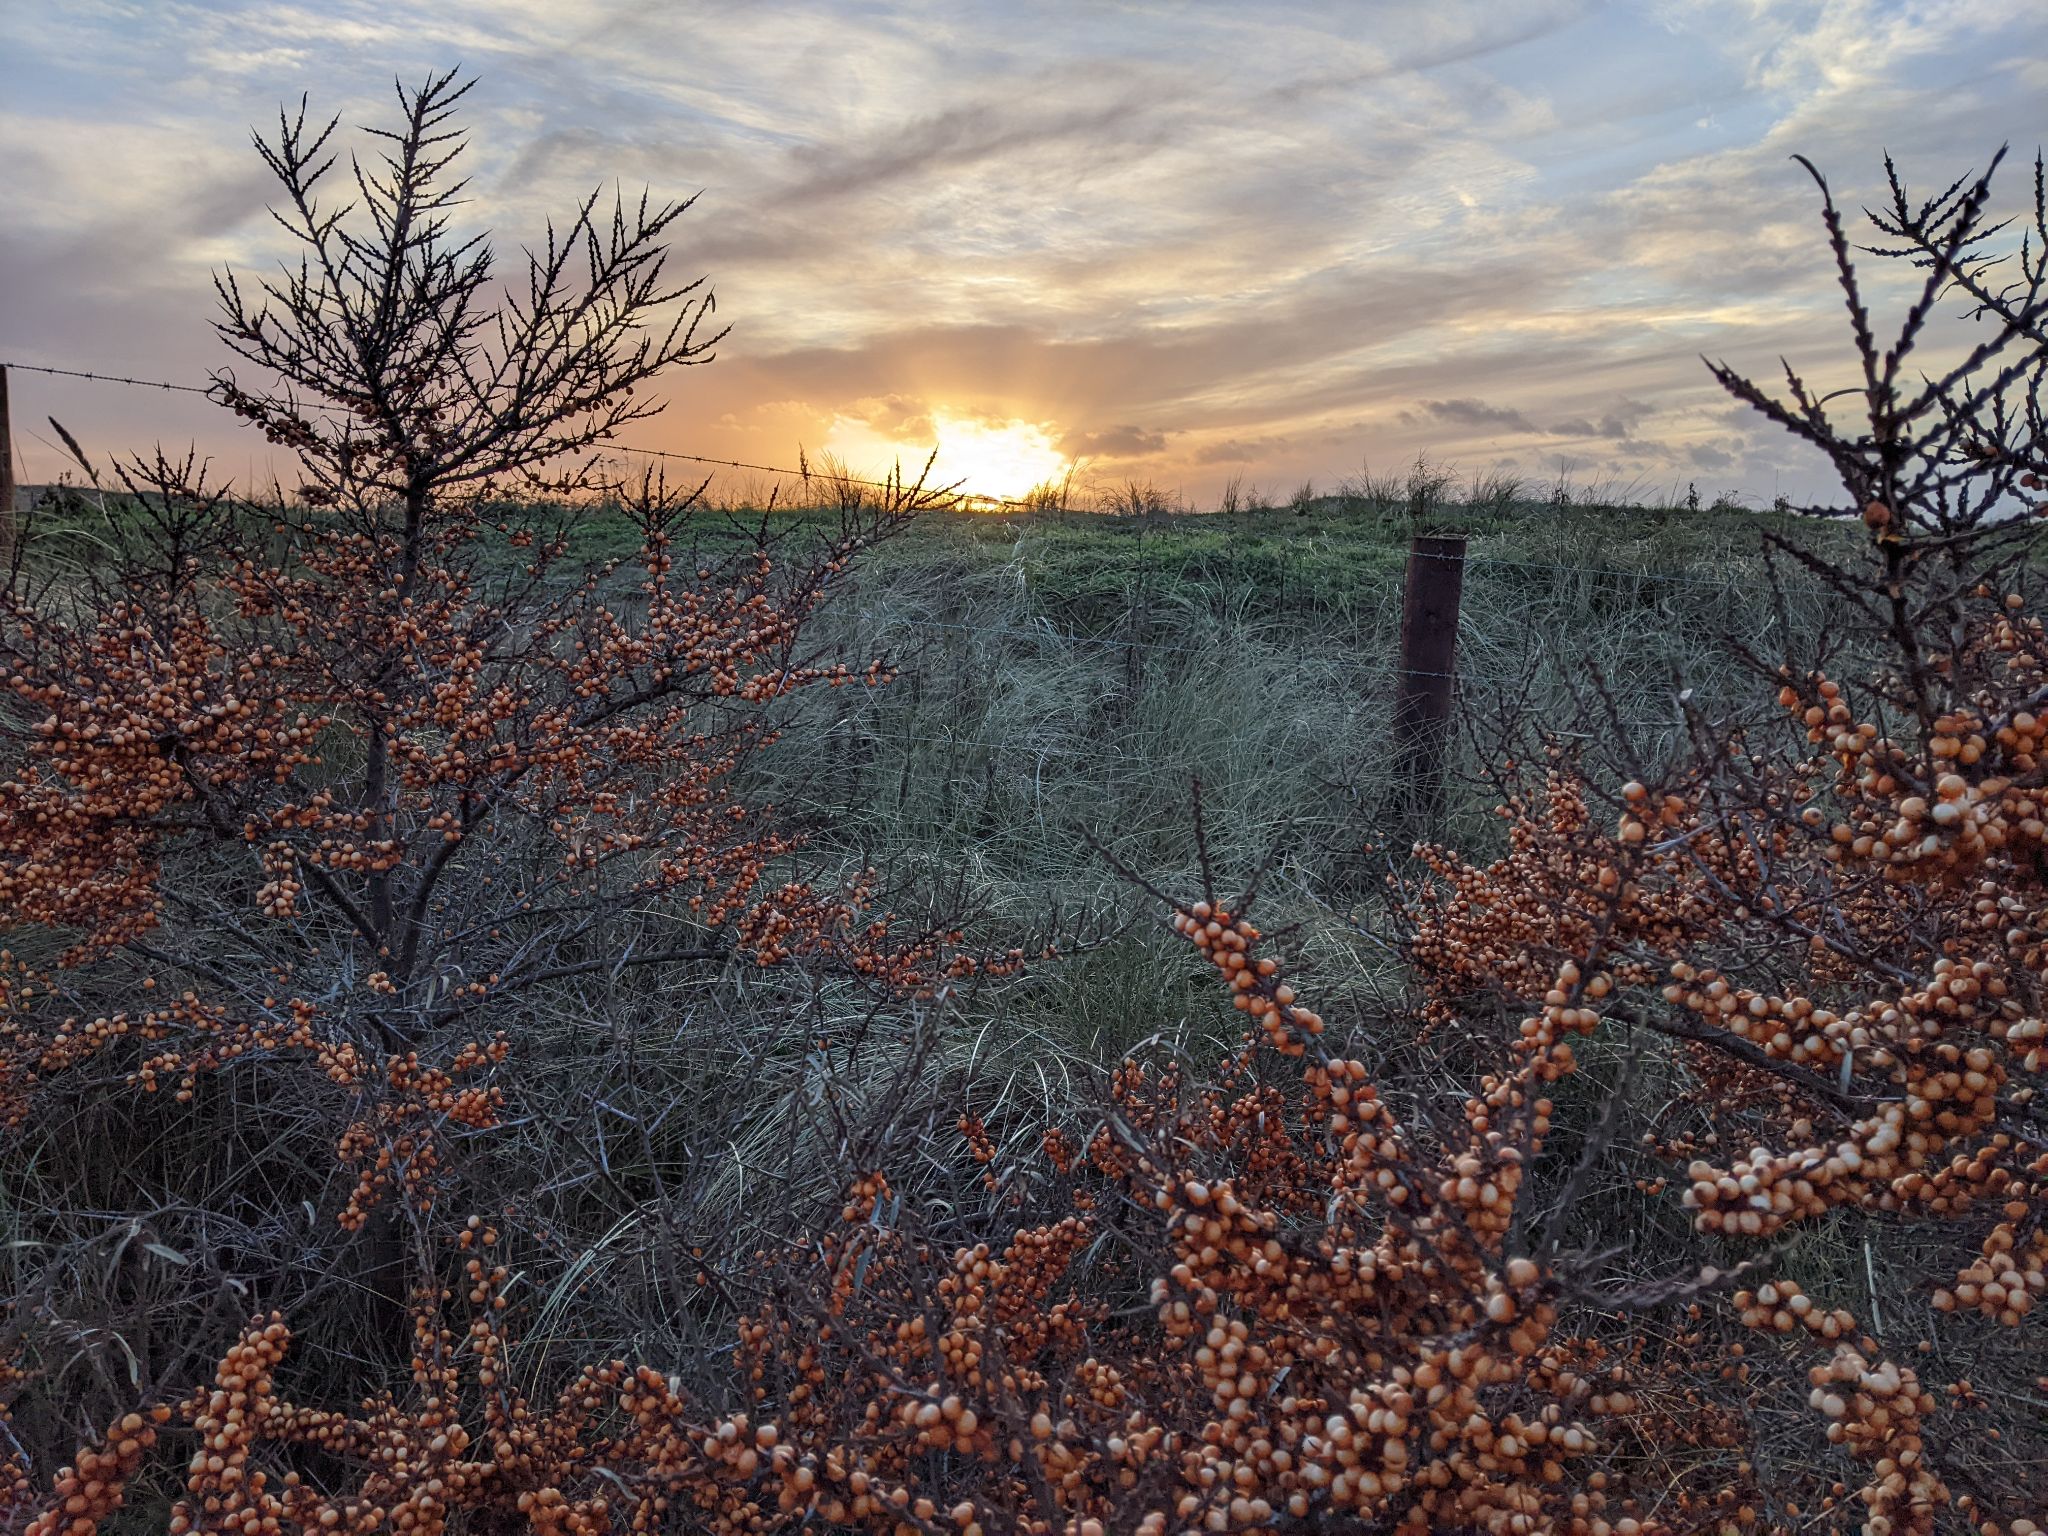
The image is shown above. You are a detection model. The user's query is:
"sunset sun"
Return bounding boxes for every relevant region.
[824,409,1070,503]
[926,413,1070,501]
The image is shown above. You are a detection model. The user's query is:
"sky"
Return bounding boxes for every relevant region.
[2,0,2044,507]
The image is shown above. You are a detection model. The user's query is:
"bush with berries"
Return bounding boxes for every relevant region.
[6,79,2048,1536]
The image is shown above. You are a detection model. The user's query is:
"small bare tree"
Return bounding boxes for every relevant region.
[211,70,724,512]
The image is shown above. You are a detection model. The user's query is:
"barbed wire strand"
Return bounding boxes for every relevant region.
[790,717,1692,767]
[0,361,1713,773]
[0,360,1027,504]
[1,360,216,396]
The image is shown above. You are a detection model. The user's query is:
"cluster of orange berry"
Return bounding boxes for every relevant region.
[666,895,1683,1535]
[19,1407,170,1536]
[1402,772,1722,1022]
[1171,900,1320,1051]
[336,1039,508,1229]
[1933,1221,2048,1323]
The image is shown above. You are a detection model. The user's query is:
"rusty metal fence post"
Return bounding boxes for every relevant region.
[1392,532,1466,834]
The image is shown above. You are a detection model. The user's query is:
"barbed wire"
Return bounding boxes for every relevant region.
[847,611,1448,674]
[0,357,1030,505]
[1403,544,1780,591]
[1,360,216,396]
[0,356,1720,778]
[853,611,1211,657]
[1,359,1796,568]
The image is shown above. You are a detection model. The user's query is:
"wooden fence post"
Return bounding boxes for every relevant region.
[1392,532,1466,834]
[0,366,14,561]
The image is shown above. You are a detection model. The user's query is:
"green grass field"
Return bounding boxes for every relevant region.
[694,494,1848,1086]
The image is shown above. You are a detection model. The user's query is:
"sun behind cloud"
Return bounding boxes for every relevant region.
[824,409,1070,502]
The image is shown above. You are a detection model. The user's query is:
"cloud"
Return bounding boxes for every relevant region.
[1192,437,1296,465]
[1412,398,1542,433]
[1062,424,1171,459]
[846,393,936,440]
[1409,395,1655,443]
[1549,398,1657,441]
[775,94,1170,209]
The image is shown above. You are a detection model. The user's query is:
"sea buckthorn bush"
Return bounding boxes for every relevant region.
[0,73,974,1461]
[7,89,2048,1536]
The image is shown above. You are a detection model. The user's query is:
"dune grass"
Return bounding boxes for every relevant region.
[666,494,1847,1097]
